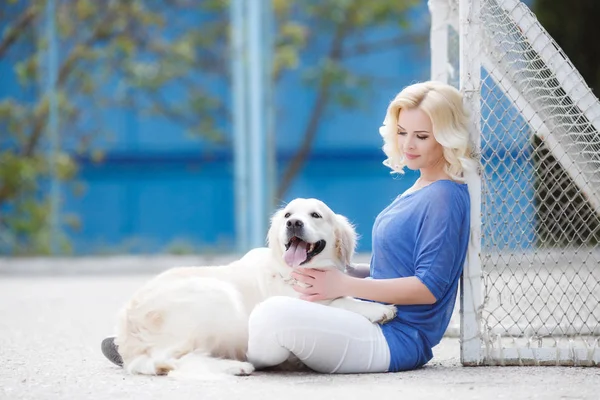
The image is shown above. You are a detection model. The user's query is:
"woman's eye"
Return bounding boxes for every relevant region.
[417,135,428,140]
[284,212,291,218]
[311,212,322,218]
[397,131,407,135]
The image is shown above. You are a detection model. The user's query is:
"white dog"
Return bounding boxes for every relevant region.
[114,198,396,378]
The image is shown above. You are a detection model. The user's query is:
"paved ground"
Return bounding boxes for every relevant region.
[1,261,600,400]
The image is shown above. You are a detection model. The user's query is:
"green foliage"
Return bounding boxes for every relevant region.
[0,0,231,254]
[0,0,424,255]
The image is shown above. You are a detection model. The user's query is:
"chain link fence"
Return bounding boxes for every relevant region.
[432,0,600,365]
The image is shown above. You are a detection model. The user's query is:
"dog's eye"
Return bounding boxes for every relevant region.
[311,212,322,219]
[284,212,291,218]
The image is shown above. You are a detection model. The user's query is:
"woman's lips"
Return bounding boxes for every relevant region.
[405,153,419,160]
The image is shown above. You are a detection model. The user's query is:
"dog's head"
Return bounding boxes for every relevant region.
[267,198,357,270]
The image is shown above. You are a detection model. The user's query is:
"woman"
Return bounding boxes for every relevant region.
[101,80,475,373]
[245,80,475,373]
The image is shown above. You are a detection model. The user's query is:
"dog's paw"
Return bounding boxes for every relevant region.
[224,361,255,376]
[328,297,398,325]
[364,303,397,324]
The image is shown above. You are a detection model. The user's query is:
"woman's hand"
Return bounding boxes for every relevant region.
[291,268,351,302]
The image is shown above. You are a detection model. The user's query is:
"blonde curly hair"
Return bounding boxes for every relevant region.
[379,81,477,182]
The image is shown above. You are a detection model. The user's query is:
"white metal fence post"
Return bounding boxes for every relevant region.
[459,0,484,366]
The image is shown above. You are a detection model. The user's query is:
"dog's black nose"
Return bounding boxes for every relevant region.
[286,219,303,228]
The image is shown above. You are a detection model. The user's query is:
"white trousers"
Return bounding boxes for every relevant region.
[246,296,390,374]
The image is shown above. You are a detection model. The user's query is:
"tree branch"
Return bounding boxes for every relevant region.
[276,13,352,200]
[0,8,121,203]
[22,13,120,158]
[0,6,38,60]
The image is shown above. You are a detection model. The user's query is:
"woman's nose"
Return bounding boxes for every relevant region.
[404,137,416,150]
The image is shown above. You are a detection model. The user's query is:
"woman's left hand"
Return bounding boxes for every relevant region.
[291,268,350,302]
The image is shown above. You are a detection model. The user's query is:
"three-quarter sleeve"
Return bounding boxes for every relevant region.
[413,189,467,301]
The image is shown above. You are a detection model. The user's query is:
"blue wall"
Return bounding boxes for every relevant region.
[64,151,420,254]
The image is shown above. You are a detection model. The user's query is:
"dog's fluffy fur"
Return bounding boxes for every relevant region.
[114,198,396,378]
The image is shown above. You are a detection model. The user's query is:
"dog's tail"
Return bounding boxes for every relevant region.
[115,306,180,375]
[114,276,253,378]
[116,310,253,378]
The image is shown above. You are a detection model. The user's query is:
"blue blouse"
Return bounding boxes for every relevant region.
[371,180,470,371]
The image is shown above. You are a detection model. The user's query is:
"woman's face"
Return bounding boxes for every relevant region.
[396,107,445,173]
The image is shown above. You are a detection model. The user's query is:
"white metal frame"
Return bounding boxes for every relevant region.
[497,0,600,217]
[430,0,600,366]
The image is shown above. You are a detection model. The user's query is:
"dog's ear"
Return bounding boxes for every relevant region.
[334,214,357,265]
[267,207,285,254]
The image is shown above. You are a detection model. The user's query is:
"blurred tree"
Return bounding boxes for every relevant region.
[533,0,600,94]
[0,0,231,254]
[272,0,424,198]
[0,0,424,255]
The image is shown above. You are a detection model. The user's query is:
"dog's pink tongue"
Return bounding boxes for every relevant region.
[284,240,308,268]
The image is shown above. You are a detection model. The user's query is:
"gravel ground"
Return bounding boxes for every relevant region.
[1,260,599,400]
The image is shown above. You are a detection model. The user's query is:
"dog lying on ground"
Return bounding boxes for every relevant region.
[114,198,396,378]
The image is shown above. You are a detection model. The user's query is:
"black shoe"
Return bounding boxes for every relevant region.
[101,336,123,367]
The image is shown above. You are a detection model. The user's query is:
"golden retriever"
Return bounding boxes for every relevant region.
[114,198,396,378]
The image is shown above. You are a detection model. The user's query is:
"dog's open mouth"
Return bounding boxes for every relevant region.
[283,237,326,268]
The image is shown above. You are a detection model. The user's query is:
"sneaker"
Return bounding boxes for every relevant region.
[101,336,123,367]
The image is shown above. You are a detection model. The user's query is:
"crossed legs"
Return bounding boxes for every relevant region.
[246,296,390,374]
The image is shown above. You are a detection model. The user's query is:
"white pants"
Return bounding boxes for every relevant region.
[246,296,390,374]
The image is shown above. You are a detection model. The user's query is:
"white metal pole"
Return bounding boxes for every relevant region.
[459,0,484,366]
[428,0,450,83]
[46,0,60,254]
[247,0,271,248]
[264,0,276,215]
[230,0,249,252]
